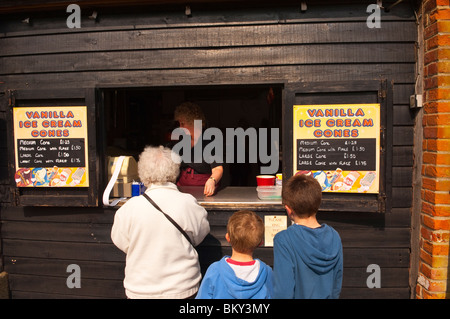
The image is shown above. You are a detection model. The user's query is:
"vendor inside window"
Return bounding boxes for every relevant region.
[102,85,282,193]
[173,101,223,197]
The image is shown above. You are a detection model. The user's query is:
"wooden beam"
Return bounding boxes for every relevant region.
[0,0,391,14]
[1,0,278,14]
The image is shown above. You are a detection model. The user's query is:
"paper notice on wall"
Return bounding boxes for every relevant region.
[264,215,287,247]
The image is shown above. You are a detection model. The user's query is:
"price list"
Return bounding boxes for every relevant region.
[17,138,86,168]
[296,138,376,171]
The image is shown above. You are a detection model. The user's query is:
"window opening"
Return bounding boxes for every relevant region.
[102,85,283,188]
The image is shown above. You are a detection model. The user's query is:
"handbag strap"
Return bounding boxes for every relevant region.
[142,193,194,247]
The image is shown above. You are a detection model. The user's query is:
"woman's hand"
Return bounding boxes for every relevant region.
[204,166,223,197]
[204,178,216,196]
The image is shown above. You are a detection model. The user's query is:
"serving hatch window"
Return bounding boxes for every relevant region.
[101,85,283,189]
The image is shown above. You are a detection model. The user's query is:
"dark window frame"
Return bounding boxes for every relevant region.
[283,80,393,213]
[6,88,98,207]
[6,80,392,212]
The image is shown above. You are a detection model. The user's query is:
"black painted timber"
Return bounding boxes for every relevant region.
[0,2,417,298]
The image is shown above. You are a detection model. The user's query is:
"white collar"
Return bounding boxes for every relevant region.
[145,182,178,192]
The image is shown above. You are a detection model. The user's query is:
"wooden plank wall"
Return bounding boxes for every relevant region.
[0,3,417,298]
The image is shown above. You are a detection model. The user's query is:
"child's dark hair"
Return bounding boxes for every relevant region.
[282,174,322,217]
[227,210,264,253]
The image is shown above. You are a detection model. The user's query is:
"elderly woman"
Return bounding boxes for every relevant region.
[174,102,223,196]
[111,146,210,299]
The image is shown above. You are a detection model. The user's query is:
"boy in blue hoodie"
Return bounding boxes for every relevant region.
[273,174,343,299]
[196,210,273,299]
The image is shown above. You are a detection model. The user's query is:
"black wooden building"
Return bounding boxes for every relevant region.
[0,0,419,299]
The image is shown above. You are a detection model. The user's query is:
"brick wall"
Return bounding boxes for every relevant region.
[417,0,450,299]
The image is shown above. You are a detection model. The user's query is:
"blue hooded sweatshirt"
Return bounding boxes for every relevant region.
[273,224,343,299]
[196,256,273,299]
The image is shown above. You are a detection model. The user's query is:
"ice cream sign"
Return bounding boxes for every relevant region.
[293,104,380,193]
[13,106,89,187]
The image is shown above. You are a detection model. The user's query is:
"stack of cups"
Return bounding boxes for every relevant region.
[256,175,276,186]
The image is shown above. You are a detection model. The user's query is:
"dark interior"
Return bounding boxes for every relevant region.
[102,85,283,186]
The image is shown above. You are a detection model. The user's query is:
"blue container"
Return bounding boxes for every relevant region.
[132,182,140,197]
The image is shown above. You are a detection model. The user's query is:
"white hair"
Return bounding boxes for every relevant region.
[138,146,181,186]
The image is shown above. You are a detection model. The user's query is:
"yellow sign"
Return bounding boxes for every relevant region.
[13,106,89,187]
[293,104,380,193]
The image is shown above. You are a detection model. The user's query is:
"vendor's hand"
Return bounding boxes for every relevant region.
[204,178,216,197]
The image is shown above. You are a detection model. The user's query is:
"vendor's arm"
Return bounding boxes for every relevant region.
[204,165,223,196]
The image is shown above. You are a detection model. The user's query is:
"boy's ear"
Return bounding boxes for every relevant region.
[225,233,231,243]
[285,205,295,220]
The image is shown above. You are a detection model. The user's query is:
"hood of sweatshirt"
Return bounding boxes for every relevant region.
[218,257,272,299]
[283,224,342,275]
